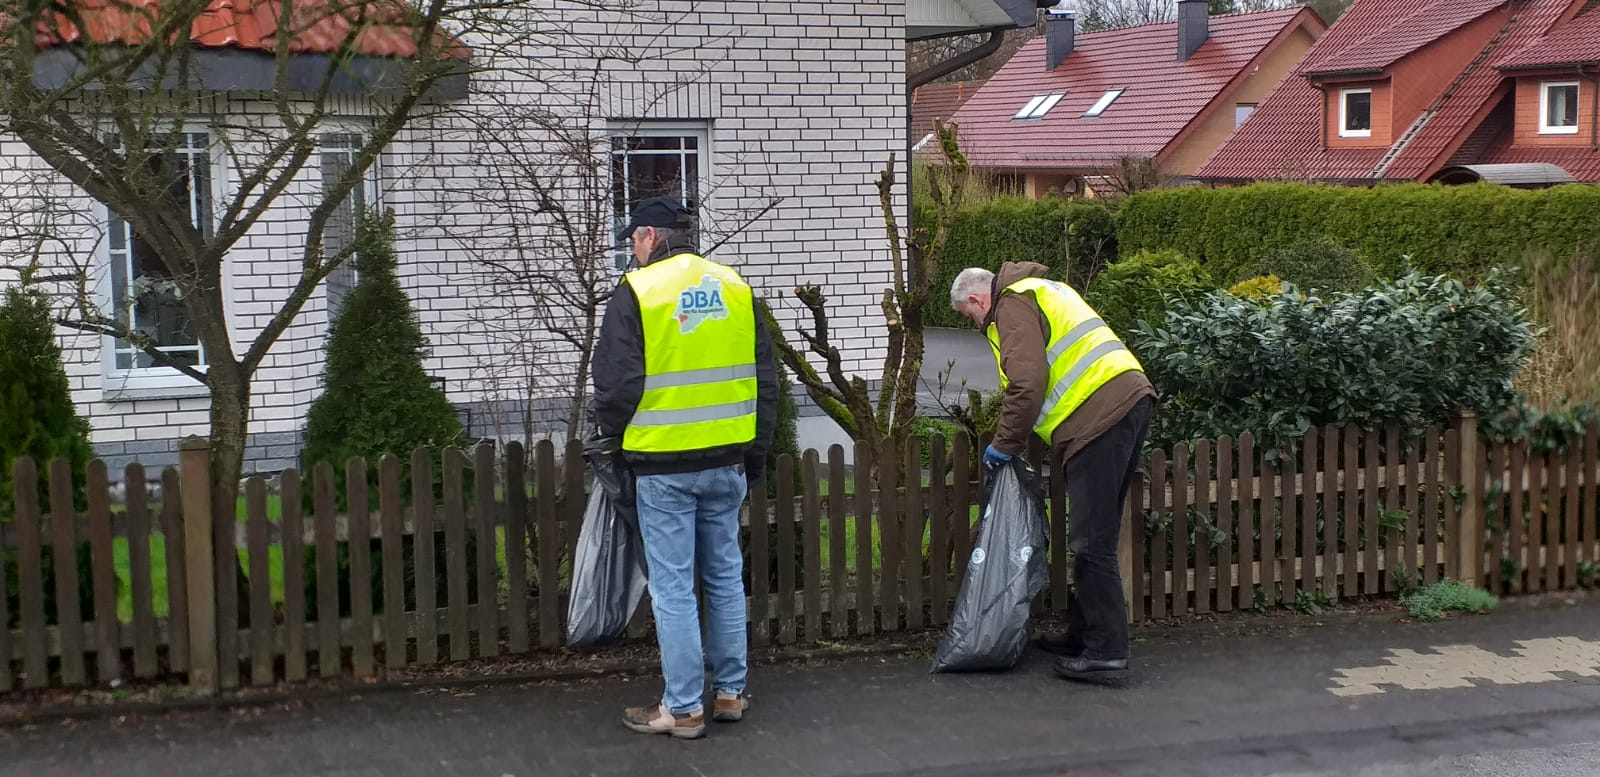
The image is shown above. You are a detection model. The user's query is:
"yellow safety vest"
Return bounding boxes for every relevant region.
[985,277,1144,441]
[622,253,759,454]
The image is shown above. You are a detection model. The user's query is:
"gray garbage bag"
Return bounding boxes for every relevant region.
[565,436,649,649]
[931,457,1048,673]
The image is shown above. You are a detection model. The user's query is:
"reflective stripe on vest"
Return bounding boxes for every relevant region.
[985,277,1144,440]
[621,253,759,454]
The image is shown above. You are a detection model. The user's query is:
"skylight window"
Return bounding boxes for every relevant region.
[1084,89,1125,118]
[1014,93,1065,121]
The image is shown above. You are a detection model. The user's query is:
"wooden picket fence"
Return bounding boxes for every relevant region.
[2,413,1597,695]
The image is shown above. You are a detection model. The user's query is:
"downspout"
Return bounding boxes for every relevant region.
[1585,64,1599,151]
[1320,87,1329,149]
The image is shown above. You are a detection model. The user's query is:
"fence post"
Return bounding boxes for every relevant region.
[1455,412,1484,588]
[179,437,219,695]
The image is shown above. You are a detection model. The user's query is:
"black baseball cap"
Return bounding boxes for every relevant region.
[620,195,694,239]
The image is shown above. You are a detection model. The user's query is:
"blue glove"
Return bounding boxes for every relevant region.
[982,445,1013,469]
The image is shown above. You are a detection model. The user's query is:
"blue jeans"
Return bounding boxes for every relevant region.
[636,466,749,716]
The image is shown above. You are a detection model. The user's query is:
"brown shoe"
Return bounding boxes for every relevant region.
[712,691,748,723]
[623,702,706,739]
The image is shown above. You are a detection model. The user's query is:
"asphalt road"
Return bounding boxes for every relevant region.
[5,595,1600,777]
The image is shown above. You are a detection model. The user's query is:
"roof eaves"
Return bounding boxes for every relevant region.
[1304,67,1387,79]
[1497,60,1600,71]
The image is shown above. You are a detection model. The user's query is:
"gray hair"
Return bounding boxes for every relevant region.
[950,267,995,308]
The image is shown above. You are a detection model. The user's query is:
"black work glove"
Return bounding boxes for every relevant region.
[743,451,767,489]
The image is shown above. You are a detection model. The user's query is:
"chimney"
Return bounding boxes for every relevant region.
[1046,11,1076,71]
[1177,0,1210,61]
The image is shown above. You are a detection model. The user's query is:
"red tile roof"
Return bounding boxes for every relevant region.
[1496,7,1600,69]
[1301,0,1504,75]
[1380,0,1571,179]
[912,80,986,142]
[32,0,465,59]
[1200,0,1589,182]
[948,8,1317,171]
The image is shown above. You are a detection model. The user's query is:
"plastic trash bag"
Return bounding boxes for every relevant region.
[566,436,649,649]
[931,457,1048,673]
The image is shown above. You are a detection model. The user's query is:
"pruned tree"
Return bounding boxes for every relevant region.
[762,120,971,464]
[1100,155,1169,196]
[0,0,611,520]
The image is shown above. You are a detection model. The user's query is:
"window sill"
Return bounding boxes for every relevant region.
[1538,127,1580,136]
[101,383,212,403]
[1339,130,1373,139]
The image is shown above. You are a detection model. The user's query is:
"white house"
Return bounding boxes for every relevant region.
[0,0,1040,477]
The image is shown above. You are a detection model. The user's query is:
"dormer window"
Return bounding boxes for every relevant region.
[1083,89,1125,118]
[1541,81,1580,135]
[1014,93,1065,121]
[1339,88,1372,138]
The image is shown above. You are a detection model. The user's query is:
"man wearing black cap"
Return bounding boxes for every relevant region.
[594,196,779,739]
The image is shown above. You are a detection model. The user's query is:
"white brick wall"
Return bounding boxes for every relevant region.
[0,0,907,472]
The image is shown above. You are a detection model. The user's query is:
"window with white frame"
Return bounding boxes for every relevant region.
[1235,103,1257,127]
[319,132,382,316]
[1339,88,1373,138]
[1541,81,1580,135]
[1083,89,1124,118]
[1014,93,1065,121]
[610,125,709,271]
[105,131,214,387]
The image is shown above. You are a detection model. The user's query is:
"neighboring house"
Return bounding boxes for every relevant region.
[0,0,1043,476]
[911,79,986,150]
[1200,0,1600,185]
[944,0,1326,198]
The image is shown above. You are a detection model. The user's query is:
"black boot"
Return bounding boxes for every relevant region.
[1035,630,1084,658]
[1053,655,1129,681]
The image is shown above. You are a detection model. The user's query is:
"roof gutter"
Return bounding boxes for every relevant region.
[1305,68,1386,80]
[909,29,1008,90]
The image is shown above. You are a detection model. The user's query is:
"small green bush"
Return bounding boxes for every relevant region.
[1085,249,1214,340]
[1402,580,1496,621]
[1136,269,1536,455]
[911,416,964,469]
[1118,182,1600,283]
[1228,275,1285,302]
[0,285,93,516]
[1064,200,1119,289]
[1481,398,1598,454]
[1244,236,1375,293]
[301,209,464,509]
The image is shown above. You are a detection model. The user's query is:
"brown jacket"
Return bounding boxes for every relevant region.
[986,261,1157,462]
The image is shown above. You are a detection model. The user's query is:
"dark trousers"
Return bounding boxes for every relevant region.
[1062,397,1152,661]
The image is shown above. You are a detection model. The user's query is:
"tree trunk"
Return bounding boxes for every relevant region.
[565,303,598,443]
[206,357,253,628]
[893,305,926,445]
